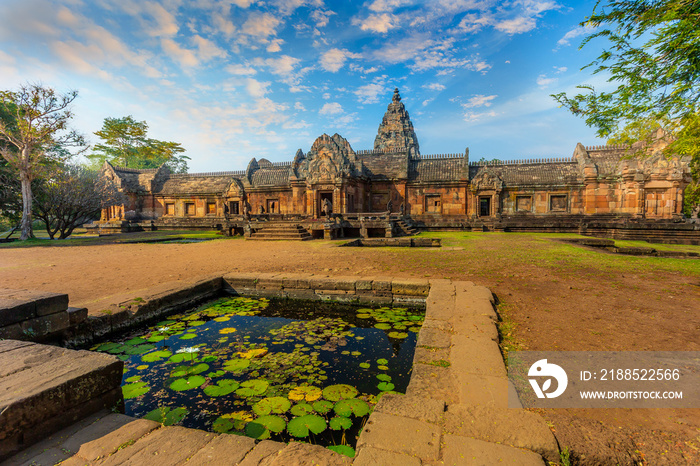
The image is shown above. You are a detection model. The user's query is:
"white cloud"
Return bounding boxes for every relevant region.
[373,35,432,64]
[456,13,494,34]
[294,102,306,111]
[536,74,557,88]
[353,13,396,33]
[191,35,227,61]
[261,55,300,75]
[320,48,362,72]
[322,93,331,99]
[354,76,389,104]
[226,63,257,75]
[231,0,256,7]
[161,38,199,68]
[311,9,336,29]
[319,102,343,115]
[349,64,379,74]
[241,12,282,38]
[143,2,179,38]
[246,78,270,97]
[463,94,497,108]
[266,39,284,52]
[554,66,567,73]
[463,110,497,122]
[368,0,410,12]
[423,83,445,91]
[557,25,593,46]
[495,17,536,34]
[422,98,433,106]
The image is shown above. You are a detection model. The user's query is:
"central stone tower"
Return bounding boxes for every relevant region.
[373,88,420,156]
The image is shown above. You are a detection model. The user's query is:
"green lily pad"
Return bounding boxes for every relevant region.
[388,332,408,339]
[207,370,225,378]
[327,445,355,458]
[290,402,314,416]
[223,358,250,373]
[288,386,322,402]
[377,358,389,365]
[374,323,392,330]
[125,337,147,346]
[170,375,206,391]
[124,344,155,355]
[168,353,197,363]
[359,362,370,369]
[253,397,291,415]
[147,335,166,342]
[356,313,371,319]
[329,416,352,430]
[141,350,172,362]
[95,342,121,352]
[409,327,421,333]
[377,382,395,391]
[123,382,149,399]
[333,398,370,417]
[143,406,188,426]
[212,416,234,433]
[378,365,389,371]
[245,415,286,440]
[179,333,197,340]
[125,375,141,383]
[287,414,327,438]
[376,374,392,382]
[204,379,240,397]
[171,363,209,377]
[235,379,269,397]
[312,400,334,414]
[322,384,358,402]
[189,320,206,326]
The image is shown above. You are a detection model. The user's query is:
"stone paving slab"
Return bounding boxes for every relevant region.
[444,405,560,462]
[98,426,216,466]
[357,412,441,462]
[185,433,256,465]
[70,417,161,461]
[438,434,546,466]
[238,440,287,466]
[353,446,422,466]
[416,327,452,348]
[449,335,506,378]
[406,363,459,405]
[0,341,123,461]
[374,394,445,424]
[267,442,351,465]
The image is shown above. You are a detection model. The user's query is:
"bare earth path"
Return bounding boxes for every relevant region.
[1,232,698,464]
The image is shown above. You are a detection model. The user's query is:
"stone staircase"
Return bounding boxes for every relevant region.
[395,218,419,236]
[247,223,312,241]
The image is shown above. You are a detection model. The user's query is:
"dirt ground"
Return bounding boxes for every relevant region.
[1,232,698,465]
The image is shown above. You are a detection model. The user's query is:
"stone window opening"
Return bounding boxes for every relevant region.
[165,203,175,216]
[425,194,441,214]
[516,196,532,212]
[549,195,568,212]
[185,202,196,216]
[206,202,216,215]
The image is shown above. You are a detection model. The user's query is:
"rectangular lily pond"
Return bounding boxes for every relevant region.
[91,296,425,458]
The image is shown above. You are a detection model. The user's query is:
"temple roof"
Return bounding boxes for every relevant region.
[159,175,237,195]
[374,88,420,156]
[470,162,582,186]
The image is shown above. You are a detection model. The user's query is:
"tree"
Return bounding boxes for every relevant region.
[33,164,124,239]
[87,116,189,173]
[0,84,84,240]
[552,0,700,214]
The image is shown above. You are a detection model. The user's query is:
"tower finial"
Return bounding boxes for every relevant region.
[393,88,401,102]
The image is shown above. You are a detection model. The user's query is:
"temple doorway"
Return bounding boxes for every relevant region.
[319,192,333,216]
[479,197,491,217]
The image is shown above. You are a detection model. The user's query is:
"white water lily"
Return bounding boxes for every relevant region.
[176,347,200,354]
[157,326,170,332]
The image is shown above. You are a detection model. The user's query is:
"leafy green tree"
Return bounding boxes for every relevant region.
[552,0,700,137]
[552,0,700,214]
[0,84,84,240]
[33,164,124,239]
[87,116,189,173]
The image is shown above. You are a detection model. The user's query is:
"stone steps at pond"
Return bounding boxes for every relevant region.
[248,223,312,241]
[0,340,123,461]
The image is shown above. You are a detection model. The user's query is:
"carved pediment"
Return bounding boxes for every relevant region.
[225,178,245,198]
[471,168,503,191]
[300,133,359,184]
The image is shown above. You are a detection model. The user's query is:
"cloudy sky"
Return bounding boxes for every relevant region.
[0,0,610,172]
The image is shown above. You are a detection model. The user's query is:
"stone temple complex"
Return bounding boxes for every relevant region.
[99,88,698,242]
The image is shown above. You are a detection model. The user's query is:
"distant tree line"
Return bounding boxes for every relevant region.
[0,83,188,240]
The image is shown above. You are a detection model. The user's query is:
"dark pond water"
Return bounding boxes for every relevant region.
[91,296,425,457]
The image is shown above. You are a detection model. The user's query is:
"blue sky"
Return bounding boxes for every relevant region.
[0,0,611,172]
